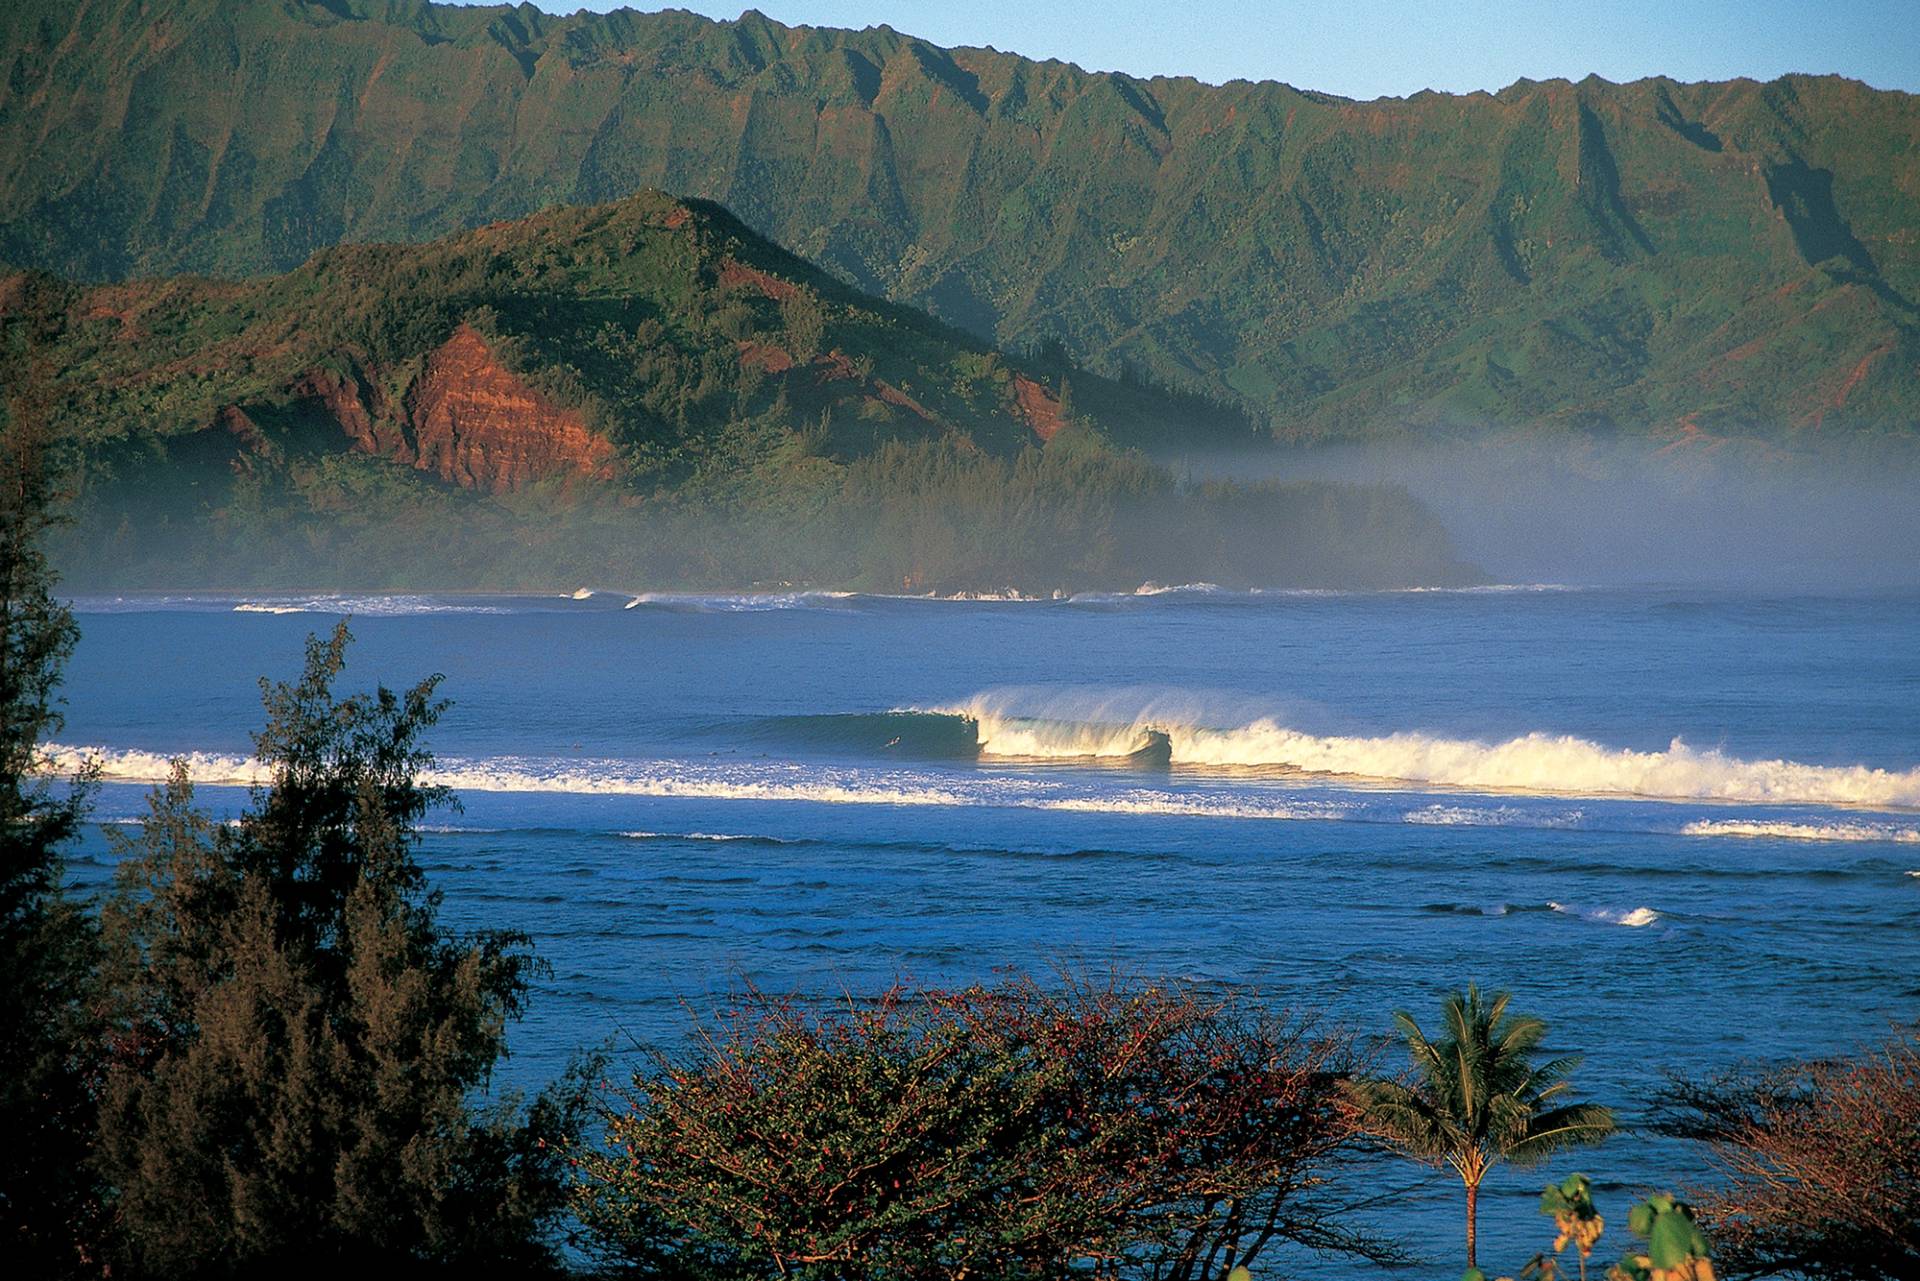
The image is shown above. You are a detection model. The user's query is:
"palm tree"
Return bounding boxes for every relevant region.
[1348,985,1615,1270]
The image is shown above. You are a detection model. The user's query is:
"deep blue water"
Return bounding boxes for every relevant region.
[57,585,1920,1275]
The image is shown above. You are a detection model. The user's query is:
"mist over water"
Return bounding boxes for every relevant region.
[1187,436,1920,589]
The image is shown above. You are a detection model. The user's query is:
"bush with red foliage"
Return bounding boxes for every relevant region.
[573,973,1398,1279]
[1655,1025,1920,1281]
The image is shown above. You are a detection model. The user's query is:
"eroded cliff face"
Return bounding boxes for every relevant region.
[1012,375,1066,442]
[404,326,617,492]
[281,325,617,494]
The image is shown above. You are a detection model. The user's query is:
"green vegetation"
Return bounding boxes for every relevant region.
[1468,1185,1715,1281]
[0,351,101,1276]
[1346,985,1616,1269]
[5,190,1472,592]
[1540,1174,1606,1281]
[3,1,1917,441]
[95,623,591,1273]
[575,975,1399,1279]
[1611,1195,1715,1281]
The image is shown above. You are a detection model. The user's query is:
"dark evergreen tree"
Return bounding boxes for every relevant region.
[0,351,102,1276]
[98,624,591,1276]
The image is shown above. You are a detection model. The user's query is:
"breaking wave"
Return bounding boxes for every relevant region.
[935,694,1920,809]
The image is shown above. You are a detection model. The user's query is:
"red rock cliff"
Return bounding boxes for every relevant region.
[398,325,617,493]
[1012,375,1066,441]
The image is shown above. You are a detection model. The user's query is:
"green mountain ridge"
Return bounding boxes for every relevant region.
[3,188,1469,590]
[3,0,1918,443]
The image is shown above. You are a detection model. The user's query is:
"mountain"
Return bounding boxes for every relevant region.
[8,188,1249,483]
[3,1,1917,445]
[3,189,1468,590]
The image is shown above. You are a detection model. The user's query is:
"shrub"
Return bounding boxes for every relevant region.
[575,973,1394,1279]
[1655,1026,1919,1280]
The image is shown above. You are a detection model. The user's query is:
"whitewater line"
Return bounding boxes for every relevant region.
[45,743,1920,841]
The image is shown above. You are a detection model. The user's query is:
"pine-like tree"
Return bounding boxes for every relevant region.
[98,623,590,1275]
[0,349,103,1276]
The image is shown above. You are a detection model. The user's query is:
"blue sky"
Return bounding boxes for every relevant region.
[517,1,1920,99]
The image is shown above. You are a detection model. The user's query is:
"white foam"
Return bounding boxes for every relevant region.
[1550,901,1661,928]
[1036,791,1355,822]
[1681,819,1920,844]
[944,693,1920,809]
[932,588,1043,602]
[46,744,265,785]
[1404,803,1584,829]
[51,743,1350,824]
[624,591,857,612]
[232,595,510,616]
[619,830,798,843]
[1134,581,1223,596]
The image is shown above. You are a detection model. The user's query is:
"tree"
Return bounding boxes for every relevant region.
[1348,985,1615,1270]
[0,347,102,1276]
[97,623,591,1275]
[577,973,1396,1279]
[1654,1026,1918,1281]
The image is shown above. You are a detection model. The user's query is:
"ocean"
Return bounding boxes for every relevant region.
[57,584,1920,1274]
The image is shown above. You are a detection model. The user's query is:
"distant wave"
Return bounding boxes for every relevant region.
[232,595,515,615]
[619,830,811,845]
[938,693,1920,809]
[1680,818,1920,844]
[1058,582,1578,606]
[73,582,1583,616]
[624,590,858,612]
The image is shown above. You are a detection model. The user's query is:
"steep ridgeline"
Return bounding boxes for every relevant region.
[4,191,1465,590]
[3,1,1918,445]
[9,190,1248,486]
